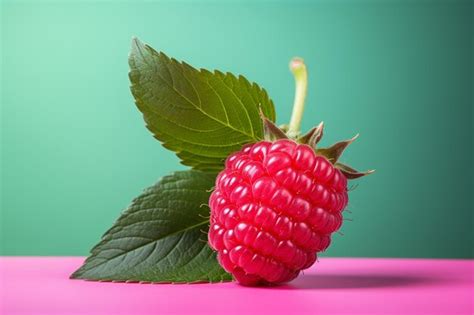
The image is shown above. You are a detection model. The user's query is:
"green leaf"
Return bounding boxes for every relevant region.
[129,38,276,170]
[71,170,231,283]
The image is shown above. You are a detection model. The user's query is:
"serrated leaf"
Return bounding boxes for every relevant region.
[129,38,276,170]
[71,170,231,283]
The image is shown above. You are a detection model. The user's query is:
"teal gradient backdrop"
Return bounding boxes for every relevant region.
[1,0,472,258]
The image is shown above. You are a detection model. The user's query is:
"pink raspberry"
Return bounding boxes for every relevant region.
[208,139,349,286]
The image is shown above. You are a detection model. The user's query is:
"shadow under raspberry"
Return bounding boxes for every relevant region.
[272,273,443,290]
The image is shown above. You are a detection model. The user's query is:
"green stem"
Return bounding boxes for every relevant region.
[288,57,308,137]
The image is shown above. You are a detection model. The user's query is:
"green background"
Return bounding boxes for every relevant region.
[1,0,472,258]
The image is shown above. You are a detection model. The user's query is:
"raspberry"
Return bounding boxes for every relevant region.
[208,139,349,285]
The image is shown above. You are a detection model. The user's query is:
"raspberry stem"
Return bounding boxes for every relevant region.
[288,57,308,138]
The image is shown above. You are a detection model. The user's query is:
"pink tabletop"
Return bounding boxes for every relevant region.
[0,257,472,315]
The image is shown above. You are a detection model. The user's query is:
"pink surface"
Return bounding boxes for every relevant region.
[1,257,472,315]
